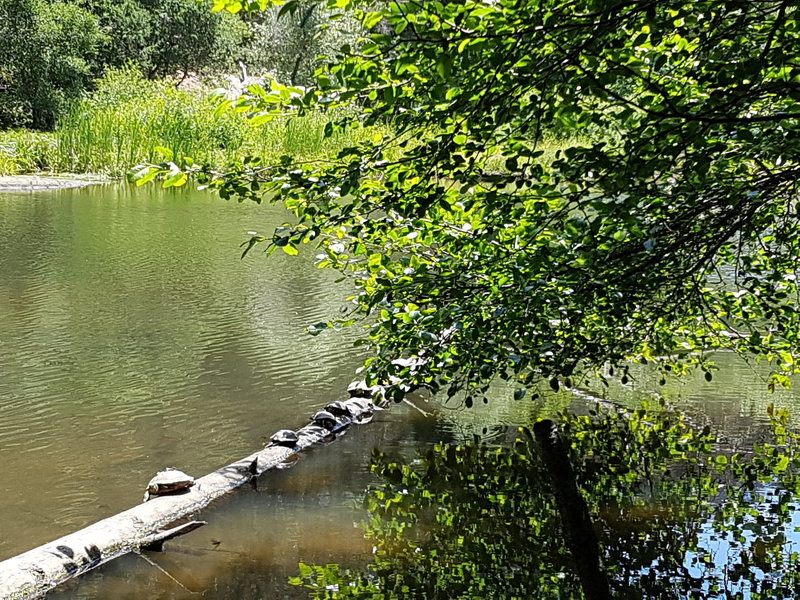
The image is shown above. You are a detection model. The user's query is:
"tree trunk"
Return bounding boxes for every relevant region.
[533,419,613,600]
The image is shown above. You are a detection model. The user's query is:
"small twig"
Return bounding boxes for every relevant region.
[402,397,433,417]
[135,552,200,595]
[165,542,248,557]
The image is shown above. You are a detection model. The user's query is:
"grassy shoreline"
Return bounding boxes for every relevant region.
[1,68,574,182]
[0,68,383,178]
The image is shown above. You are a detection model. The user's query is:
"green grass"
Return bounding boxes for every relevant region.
[0,130,59,174]
[0,67,385,178]
[0,67,579,179]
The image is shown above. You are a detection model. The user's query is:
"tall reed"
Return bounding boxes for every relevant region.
[0,67,385,177]
[0,130,59,175]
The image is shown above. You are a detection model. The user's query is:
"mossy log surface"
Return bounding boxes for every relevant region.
[0,398,375,600]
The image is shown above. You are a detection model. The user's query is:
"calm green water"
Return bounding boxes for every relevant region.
[1,184,799,598]
[0,183,370,553]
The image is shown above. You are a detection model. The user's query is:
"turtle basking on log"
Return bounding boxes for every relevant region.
[143,468,195,502]
[269,429,299,448]
[310,410,338,431]
[348,398,378,423]
[324,400,353,418]
[0,378,390,598]
[347,380,381,399]
[349,398,376,414]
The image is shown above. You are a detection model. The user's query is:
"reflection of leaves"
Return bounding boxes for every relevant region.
[293,405,800,599]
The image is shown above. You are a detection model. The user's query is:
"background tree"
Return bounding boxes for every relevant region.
[240,1,362,85]
[0,0,102,129]
[81,0,247,80]
[0,0,252,129]
[0,0,37,127]
[151,0,800,403]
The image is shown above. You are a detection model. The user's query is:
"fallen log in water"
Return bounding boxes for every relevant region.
[0,397,377,600]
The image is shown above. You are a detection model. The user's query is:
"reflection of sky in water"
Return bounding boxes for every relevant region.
[638,485,800,599]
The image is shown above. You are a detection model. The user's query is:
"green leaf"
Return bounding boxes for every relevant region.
[249,112,277,127]
[277,0,299,19]
[162,171,187,188]
[213,98,233,120]
[132,167,160,187]
[436,55,452,80]
[153,146,174,161]
[362,11,383,29]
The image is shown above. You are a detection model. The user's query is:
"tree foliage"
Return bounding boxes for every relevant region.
[144,0,800,402]
[0,0,102,128]
[240,1,362,85]
[81,0,247,79]
[0,0,247,129]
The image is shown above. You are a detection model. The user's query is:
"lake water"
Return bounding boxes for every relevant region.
[1,184,798,598]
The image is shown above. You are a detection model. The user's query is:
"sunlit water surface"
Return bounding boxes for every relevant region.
[0,184,798,598]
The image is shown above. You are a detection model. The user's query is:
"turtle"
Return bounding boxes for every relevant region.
[349,398,375,414]
[347,398,378,424]
[269,429,299,448]
[310,410,338,431]
[325,400,353,418]
[299,424,336,444]
[143,468,195,502]
[347,380,376,399]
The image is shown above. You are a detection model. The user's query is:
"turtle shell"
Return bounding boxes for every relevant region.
[347,380,375,399]
[310,410,338,431]
[349,398,375,413]
[143,468,194,501]
[325,401,353,417]
[270,429,299,447]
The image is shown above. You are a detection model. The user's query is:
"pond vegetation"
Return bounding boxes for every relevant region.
[0,68,385,177]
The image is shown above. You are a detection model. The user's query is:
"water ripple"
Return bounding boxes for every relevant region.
[0,184,364,560]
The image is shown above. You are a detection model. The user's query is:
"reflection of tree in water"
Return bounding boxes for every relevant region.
[194,544,376,600]
[199,557,308,600]
[293,405,800,599]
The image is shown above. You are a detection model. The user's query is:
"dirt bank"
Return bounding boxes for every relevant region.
[0,175,109,191]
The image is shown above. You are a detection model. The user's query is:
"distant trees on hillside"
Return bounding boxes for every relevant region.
[0,0,362,129]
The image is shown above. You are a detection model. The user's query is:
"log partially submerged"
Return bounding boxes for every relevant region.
[0,397,377,600]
